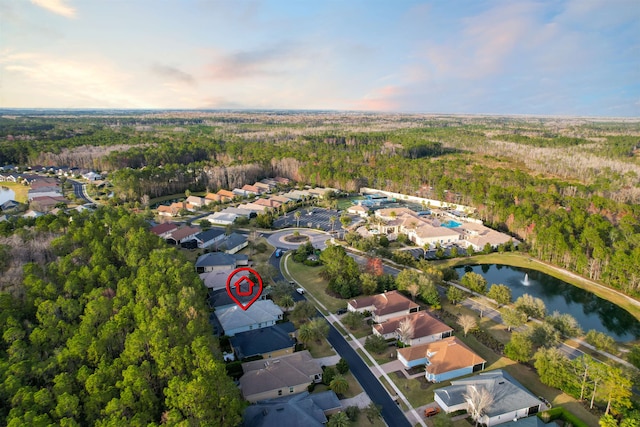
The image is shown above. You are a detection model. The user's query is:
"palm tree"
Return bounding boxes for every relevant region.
[278,294,295,312]
[329,215,337,232]
[329,374,349,396]
[327,411,350,427]
[294,210,301,227]
[297,323,314,346]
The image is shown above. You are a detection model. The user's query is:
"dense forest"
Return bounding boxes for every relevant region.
[1,112,639,299]
[0,208,243,426]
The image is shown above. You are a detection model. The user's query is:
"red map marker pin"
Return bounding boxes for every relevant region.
[226,267,263,311]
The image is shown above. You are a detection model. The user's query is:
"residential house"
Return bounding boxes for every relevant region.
[242,184,262,195]
[254,198,282,209]
[233,188,250,198]
[215,300,283,336]
[30,196,68,212]
[230,322,296,360]
[407,224,462,247]
[269,195,291,204]
[216,189,235,202]
[397,336,486,381]
[253,182,272,193]
[457,222,518,251]
[372,311,453,345]
[149,222,178,238]
[207,287,268,310]
[238,202,268,212]
[434,370,542,426]
[347,290,420,323]
[157,205,175,217]
[23,210,44,218]
[214,232,248,254]
[239,351,322,402]
[204,192,222,204]
[195,252,237,273]
[186,195,206,207]
[222,207,256,217]
[0,200,19,211]
[165,226,200,245]
[347,204,369,217]
[82,171,102,181]
[206,212,238,225]
[273,177,290,185]
[193,228,226,249]
[243,391,341,427]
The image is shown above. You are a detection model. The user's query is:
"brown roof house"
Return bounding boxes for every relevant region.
[347,290,420,323]
[372,311,453,346]
[239,350,323,403]
[149,222,178,238]
[397,336,485,381]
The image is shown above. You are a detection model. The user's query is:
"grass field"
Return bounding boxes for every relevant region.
[1,182,29,203]
[434,252,640,321]
[285,257,348,313]
[305,338,337,358]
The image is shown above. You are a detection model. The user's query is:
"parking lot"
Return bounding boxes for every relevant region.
[403,245,467,260]
[273,207,362,232]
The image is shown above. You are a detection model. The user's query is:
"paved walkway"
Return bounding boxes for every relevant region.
[315,355,341,367]
[340,392,372,409]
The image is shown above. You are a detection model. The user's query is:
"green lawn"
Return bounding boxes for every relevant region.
[285,257,348,313]
[388,372,439,408]
[357,348,373,367]
[305,338,337,358]
[2,182,29,203]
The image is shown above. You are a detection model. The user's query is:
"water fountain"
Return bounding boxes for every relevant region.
[522,273,530,286]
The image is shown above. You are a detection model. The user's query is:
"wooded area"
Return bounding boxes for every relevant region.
[2,112,638,299]
[0,208,243,425]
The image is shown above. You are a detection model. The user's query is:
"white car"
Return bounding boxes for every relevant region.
[296,288,305,295]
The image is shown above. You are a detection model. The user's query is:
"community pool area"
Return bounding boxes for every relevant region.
[441,220,462,228]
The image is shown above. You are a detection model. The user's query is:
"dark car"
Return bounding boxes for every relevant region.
[424,407,441,417]
[336,308,347,315]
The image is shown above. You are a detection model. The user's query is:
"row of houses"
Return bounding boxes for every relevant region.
[0,167,102,181]
[346,291,545,426]
[347,291,486,382]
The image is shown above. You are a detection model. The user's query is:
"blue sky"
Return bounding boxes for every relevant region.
[1,0,638,116]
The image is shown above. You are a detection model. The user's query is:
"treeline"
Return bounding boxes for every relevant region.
[0,208,243,425]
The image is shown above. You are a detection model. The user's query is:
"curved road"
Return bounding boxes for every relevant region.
[267,228,331,251]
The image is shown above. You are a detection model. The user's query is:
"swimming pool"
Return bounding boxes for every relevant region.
[441,220,462,228]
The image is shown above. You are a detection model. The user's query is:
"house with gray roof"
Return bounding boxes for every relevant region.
[215,299,283,336]
[434,370,542,426]
[195,252,237,273]
[194,228,226,249]
[230,322,296,360]
[207,287,268,310]
[243,391,341,427]
[240,351,323,402]
[214,232,248,254]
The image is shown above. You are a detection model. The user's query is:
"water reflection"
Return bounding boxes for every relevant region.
[454,264,640,341]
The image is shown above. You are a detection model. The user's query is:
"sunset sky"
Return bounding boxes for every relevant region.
[1,0,638,116]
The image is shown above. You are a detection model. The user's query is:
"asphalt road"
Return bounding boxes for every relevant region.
[67,179,92,203]
[326,323,412,427]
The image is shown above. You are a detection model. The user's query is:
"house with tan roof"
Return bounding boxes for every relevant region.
[216,189,235,201]
[373,311,453,346]
[253,182,272,192]
[408,223,462,247]
[242,184,262,195]
[254,198,282,208]
[457,222,517,251]
[157,205,175,217]
[397,336,485,382]
[347,204,369,217]
[240,350,323,403]
[270,195,291,204]
[347,290,420,323]
[204,192,222,203]
[186,195,206,207]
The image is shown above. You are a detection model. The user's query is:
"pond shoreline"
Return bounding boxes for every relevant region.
[434,252,640,322]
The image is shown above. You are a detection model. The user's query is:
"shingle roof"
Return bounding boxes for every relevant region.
[149,222,178,236]
[168,225,200,241]
[195,228,225,242]
[216,300,283,333]
[230,322,296,359]
[216,232,247,251]
[373,311,452,339]
[240,351,322,397]
[195,252,236,268]
[348,290,419,317]
[243,391,340,427]
[397,336,485,373]
[435,370,540,417]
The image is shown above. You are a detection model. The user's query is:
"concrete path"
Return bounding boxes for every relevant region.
[340,392,372,409]
[315,355,341,367]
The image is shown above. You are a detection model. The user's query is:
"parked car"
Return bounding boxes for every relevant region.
[336,308,347,315]
[296,288,305,295]
[424,407,441,417]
